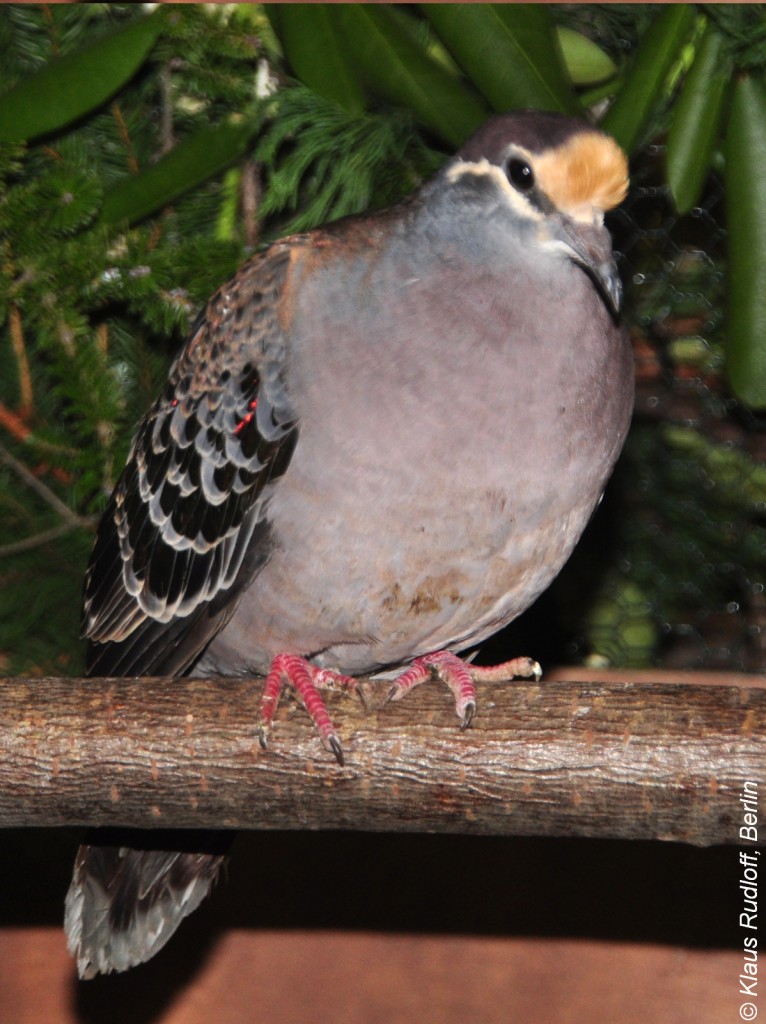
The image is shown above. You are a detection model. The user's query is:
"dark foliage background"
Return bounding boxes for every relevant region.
[0,2,764,677]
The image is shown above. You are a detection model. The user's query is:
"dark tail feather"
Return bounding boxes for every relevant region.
[65,829,231,979]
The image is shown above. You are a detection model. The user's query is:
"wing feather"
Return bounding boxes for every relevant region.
[82,241,303,676]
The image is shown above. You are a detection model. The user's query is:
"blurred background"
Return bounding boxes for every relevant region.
[0,5,763,1022]
[0,2,764,678]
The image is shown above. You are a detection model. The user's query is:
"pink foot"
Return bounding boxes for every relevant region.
[387,650,542,728]
[259,653,357,765]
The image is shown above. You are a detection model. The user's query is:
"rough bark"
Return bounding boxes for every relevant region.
[0,670,763,846]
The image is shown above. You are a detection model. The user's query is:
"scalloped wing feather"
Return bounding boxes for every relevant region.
[82,241,302,677]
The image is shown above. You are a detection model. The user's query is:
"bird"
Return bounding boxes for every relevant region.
[65,110,633,978]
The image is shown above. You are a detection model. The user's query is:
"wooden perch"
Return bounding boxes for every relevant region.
[1,671,764,846]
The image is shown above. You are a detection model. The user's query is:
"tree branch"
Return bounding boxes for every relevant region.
[0,441,81,527]
[1,672,763,846]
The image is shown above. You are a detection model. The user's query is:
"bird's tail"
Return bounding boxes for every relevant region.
[64,829,230,979]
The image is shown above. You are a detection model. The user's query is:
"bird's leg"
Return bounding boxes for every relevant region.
[387,650,542,728]
[259,650,541,763]
[259,653,357,765]
[388,651,477,727]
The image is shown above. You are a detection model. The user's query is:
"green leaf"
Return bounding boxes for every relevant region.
[0,13,163,143]
[725,74,766,409]
[556,26,617,87]
[601,5,696,154]
[422,4,579,116]
[666,23,732,215]
[334,5,489,147]
[269,4,365,115]
[101,117,259,226]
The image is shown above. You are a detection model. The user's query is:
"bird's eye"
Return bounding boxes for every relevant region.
[507,159,535,192]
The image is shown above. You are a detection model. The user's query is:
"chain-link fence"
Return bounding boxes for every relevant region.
[483,143,764,675]
[551,148,764,674]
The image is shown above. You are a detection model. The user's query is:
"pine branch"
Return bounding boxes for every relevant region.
[8,305,33,415]
[0,519,95,558]
[0,402,31,445]
[0,441,81,527]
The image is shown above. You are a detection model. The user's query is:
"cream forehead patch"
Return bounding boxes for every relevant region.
[534,133,629,216]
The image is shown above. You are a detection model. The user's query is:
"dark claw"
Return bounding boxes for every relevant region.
[384,684,398,706]
[328,734,345,767]
[258,725,269,751]
[460,702,476,730]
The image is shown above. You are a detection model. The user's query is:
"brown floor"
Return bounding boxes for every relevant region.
[0,928,742,1024]
[0,828,740,1023]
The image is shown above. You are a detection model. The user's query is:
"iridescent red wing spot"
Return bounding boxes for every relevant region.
[233,398,258,436]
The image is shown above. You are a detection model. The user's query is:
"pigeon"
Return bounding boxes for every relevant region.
[66,110,633,977]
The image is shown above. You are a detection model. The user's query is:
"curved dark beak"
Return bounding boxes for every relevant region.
[552,219,623,318]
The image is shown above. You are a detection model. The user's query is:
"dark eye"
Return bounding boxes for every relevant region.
[507,159,535,192]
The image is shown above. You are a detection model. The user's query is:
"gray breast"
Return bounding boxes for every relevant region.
[199,208,633,677]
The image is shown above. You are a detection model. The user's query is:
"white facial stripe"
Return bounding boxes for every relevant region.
[538,237,577,259]
[567,207,605,227]
[445,158,544,222]
[447,155,608,226]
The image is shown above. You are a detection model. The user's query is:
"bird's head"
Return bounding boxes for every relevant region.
[440,111,629,316]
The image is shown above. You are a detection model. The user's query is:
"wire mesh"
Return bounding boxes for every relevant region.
[578,145,766,673]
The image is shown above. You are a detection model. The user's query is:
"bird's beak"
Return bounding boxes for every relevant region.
[546,218,623,318]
